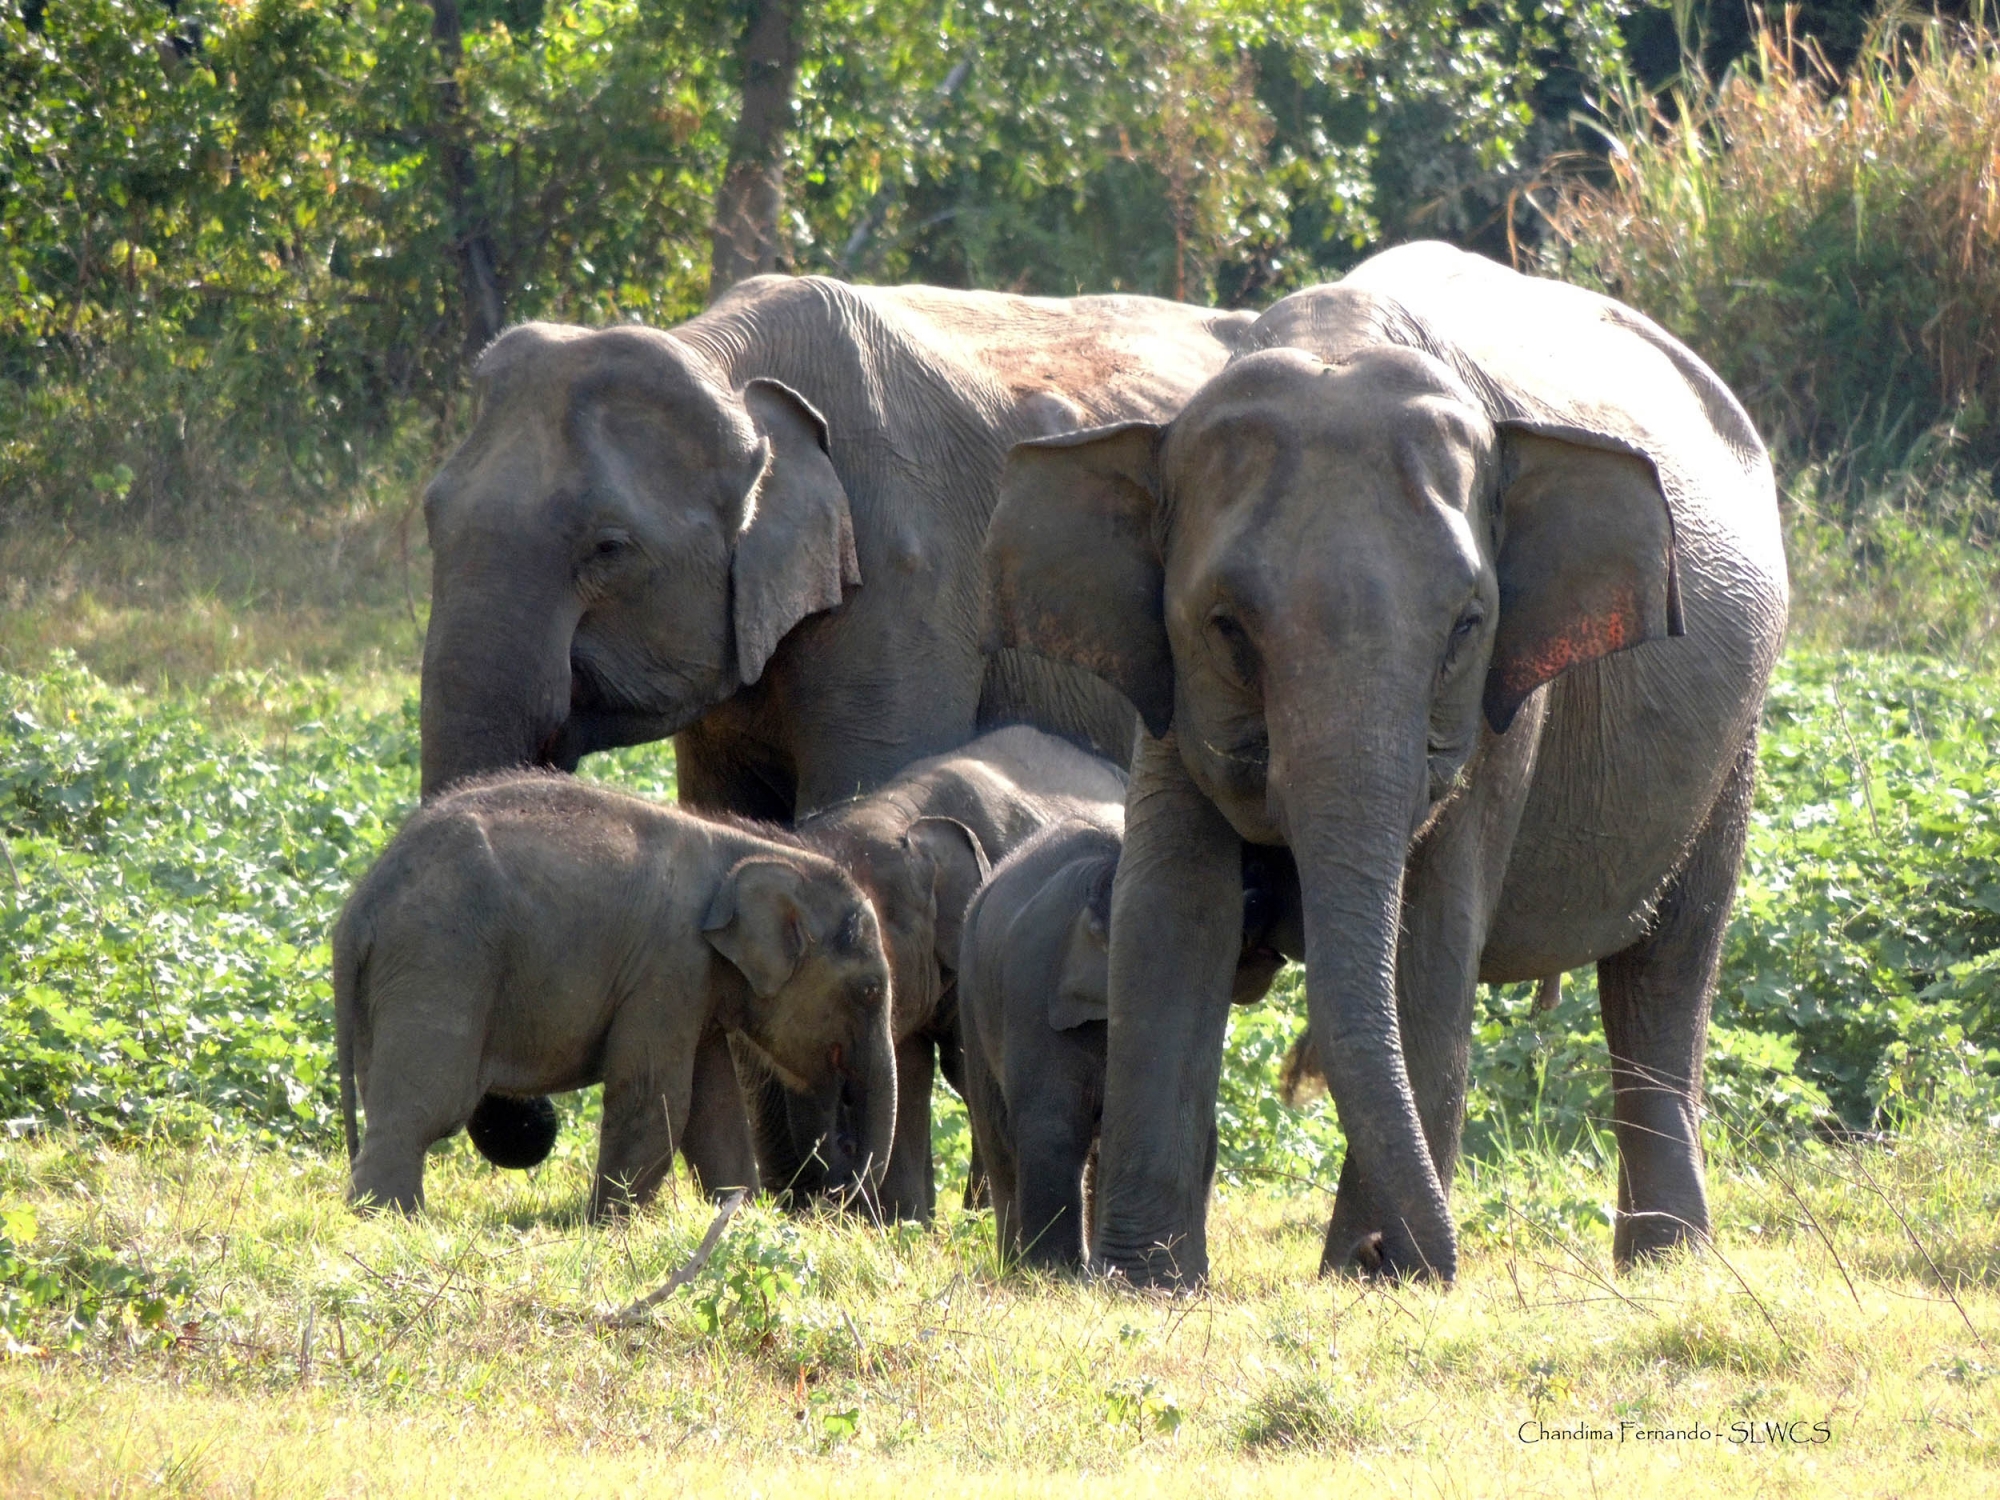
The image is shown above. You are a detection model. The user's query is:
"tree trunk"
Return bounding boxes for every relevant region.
[709,0,805,299]
[428,0,506,357]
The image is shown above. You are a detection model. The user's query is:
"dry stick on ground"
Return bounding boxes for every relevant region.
[1502,1201,1661,1318]
[1843,1147,1988,1348]
[365,1245,474,1369]
[1715,1104,1866,1313]
[601,1189,748,1329]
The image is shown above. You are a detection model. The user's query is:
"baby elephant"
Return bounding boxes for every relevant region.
[960,822,1289,1268]
[332,773,895,1217]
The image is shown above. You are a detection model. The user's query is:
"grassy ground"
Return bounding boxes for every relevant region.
[0,503,430,706]
[2,1118,1996,1496]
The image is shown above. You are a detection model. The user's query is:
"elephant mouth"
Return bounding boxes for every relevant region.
[537,660,693,769]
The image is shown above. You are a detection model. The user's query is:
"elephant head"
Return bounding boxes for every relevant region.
[419,323,859,798]
[763,814,989,1204]
[703,855,899,1190]
[986,336,1681,1278]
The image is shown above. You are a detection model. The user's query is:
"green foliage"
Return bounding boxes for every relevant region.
[1545,15,2000,490]
[1728,652,2000,1125]
[689,1214,814,1343]
[1461,650,2000,1151]
[1103,1375,1183,1435]
[3,0,1633,526]
[1215,969,1344,1189]
[0,654,418,1144]
[0,0,730,522]
[799,0,1631,298]
[0,1202,194,1353]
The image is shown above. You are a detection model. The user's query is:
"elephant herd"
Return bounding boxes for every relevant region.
[335,241,1787,1286]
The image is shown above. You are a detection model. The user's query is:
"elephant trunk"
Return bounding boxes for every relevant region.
[852,1002,899,1197]
[419,559,581,799]
[1269,670,1457,1281]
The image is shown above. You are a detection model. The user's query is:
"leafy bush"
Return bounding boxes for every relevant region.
[0,656,418,1143]
[1544,15,2000,490]
[0,1204,194,1354]
[0,0,731,524]
[1459,650,2000,1151]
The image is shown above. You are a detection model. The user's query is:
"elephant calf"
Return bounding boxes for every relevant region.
[740,725,1131,1220]
[332,773,895,1217]
[959,820,1288,1268]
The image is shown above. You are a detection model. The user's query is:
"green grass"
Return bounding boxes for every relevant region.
[1,1118,1996,1494]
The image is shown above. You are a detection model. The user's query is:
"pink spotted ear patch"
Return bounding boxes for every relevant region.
[1488,584,1640,708]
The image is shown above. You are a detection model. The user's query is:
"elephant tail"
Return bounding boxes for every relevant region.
[332,906,368,1167]
[1278,1029,1326,1108]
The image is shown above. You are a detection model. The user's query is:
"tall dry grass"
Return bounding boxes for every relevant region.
[1543,9,2000,492]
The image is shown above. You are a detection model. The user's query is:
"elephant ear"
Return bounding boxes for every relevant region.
[1484,426,1685,734]
[704,857,812,998]
[733,379,862,687]
[904,817,990,974]
[985,423,1174,738]
[1047,858,1115,1031]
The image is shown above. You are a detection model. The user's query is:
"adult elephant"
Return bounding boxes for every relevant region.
[418,276,1255,1177]
[985,242,1787,1284]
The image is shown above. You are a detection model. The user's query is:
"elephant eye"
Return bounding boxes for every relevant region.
[585,528,633,564]
[1204,610,1259,688]
[1442,604,1485,671]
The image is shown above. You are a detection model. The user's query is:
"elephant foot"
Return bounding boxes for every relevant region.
[467,1093,561,1170]
[1320,1214,1456,1283]
[1612,1207,1707,1269]
[1089,1235,1207,1291]
[1321,1156,1456,1282]
[346,1182,423,1215]
[1319,1226,1385,1278]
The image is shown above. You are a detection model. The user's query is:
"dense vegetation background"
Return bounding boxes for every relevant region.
[6,0,1992,523]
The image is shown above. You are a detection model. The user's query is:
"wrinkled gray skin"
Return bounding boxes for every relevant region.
[960,820,1290,1268]
[986,243,1788,1284]
[419,278,1253,1155]
[742,725,1130,1219]
[332,773,895,1219]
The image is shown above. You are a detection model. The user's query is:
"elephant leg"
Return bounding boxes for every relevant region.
[959,1012,1019,1258]
[1092,732,1244,1287]
[878,1034,937,1222]
[678,1025,759,1199]
[1322,718,1540,1275]
[593,1025,695,1220]
[349,1006,488,1214]
[1597,733,1755,1265]
[1014,1111,1094,1270]
[1009,1031,1103,1271]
